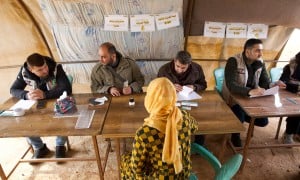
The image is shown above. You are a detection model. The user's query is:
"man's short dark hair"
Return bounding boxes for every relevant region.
[175,51,192,64]
[26,53,46,67]
[243,38,263,52]
[100,42,117,55]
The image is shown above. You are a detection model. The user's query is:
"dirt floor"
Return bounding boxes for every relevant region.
[1,117,300,180]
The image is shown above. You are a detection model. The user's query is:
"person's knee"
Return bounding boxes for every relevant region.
[254,118,268,127]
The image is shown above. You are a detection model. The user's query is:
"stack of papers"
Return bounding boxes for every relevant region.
[177,86,202,101]
[250,86,279,98]
[9,99,36,110]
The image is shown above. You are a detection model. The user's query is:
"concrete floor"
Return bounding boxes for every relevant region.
[1,118,300,180]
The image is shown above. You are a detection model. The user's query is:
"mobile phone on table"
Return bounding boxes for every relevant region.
[36,100,47,109]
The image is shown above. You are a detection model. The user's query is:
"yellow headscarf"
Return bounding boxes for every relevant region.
[144,77,183,174]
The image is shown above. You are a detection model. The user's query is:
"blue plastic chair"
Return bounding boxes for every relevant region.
[269,67,284,139]
[190,143,242,180]
[270,67,283,83]
[67,74,73,84]
[214,68,225,94]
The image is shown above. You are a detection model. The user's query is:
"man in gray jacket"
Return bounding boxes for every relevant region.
[91,42,144,96]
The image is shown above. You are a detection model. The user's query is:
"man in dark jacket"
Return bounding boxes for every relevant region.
[10,53,72,160]
[222,39,285,147]
[157,50,207,146]
[279,52,300,144]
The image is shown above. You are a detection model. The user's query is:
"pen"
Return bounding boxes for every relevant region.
[286,97,297,104]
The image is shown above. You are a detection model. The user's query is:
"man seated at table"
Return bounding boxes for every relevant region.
[91,42,144,96]
[10,53,72,160]
[279,51,300,144]
[157,50,207,145]
[222,38,285,147]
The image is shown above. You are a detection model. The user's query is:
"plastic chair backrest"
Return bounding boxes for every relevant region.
[270,67,283,83]
[190,143,242,180]
[214,68,225,93]
[67,75,73,85]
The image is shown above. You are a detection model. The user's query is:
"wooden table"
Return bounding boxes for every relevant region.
[232,90,300,171]
[102,91,245,179]
[0,93,110,180]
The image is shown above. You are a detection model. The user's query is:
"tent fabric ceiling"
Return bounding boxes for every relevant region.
[183,0,300,35]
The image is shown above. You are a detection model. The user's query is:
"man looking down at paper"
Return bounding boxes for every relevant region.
[91,42,144,96]
[157,50,207,145]
[157,50,207,92]
[279,51,300,144]
[222,38,285,147]
[10,53,72,161]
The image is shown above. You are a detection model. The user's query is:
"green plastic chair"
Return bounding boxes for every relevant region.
[67,74,73,84]
[190,143,242,180]
[270,67,283,83]
[214,68,225,94]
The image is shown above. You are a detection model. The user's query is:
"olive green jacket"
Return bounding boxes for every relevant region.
[90,57,144,94]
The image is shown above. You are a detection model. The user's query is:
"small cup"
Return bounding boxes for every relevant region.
[129,98,135,108]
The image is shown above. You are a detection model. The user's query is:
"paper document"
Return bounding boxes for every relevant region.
[179,86,194,97]
[9,99,36,110]
[250,86,279,98]
[177,90,202,101]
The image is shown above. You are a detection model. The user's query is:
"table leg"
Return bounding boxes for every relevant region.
[218,134,229,162]
[0,163,7,180]
[115,138,121,180]
[240,117,255,171]
[92,136,104,180]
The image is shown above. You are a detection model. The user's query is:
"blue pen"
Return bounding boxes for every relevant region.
[286,97,297,104]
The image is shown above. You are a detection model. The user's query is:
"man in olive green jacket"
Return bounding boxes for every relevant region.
[91,42,144,96]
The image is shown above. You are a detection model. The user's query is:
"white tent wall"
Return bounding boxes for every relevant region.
[0,0,296,104]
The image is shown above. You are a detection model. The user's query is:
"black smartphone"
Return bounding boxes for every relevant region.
[36,100,47,109]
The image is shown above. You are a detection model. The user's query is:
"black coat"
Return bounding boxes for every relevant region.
[10,56,72,100]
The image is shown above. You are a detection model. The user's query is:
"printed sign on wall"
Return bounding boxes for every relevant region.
[204,21,226,38]
[104,15,128,31]
[130,14,155,32]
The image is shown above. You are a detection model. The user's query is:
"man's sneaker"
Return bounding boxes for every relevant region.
[30,144,50,164]
[283,133,294,144]
[55,146,66,158]
[231,133,242,147]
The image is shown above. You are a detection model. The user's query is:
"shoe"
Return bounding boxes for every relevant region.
[32,144,50,159]
[231,133,242,147]
[30,144,50,165]
[55,146,66,158]
[283,132,294,144]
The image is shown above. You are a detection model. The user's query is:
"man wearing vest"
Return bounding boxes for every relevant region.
[222,38,285,147]
[91,42,144,96]
[10,53,72,161]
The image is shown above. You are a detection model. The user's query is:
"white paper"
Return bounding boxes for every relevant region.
[155,12,180,30]
[9,99,36,110]
[130,14,155,32]
[177,91,202,101]
[247,24,268,39]
[204,21,226,38]
[250,86,279,98]
[94,96,108,103]
[226,23,247,38]
[179,86,194,97]
[104,15,128,31]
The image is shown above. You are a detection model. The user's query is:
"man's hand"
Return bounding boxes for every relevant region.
[27,89,45,100]
[186,85,195,91]
[122,86,132,95]
[174,84,183,92]
[248,87,265,96]
[275,80,286,88]
[110,87,121,96]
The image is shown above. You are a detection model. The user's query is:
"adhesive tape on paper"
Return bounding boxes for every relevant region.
[13,108,25,116]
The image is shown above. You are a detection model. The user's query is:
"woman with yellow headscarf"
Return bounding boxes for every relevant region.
[121,77,198,179]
